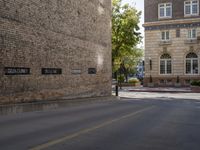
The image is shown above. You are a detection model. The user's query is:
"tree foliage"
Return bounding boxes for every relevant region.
[112,0,143,80]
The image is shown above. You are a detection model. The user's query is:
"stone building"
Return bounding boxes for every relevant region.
[143,0,200,87]
[0,0,112,104]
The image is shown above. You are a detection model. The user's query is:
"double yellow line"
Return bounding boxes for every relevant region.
[30,106,155,150]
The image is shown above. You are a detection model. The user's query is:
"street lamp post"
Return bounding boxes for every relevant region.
[149,57,152,83]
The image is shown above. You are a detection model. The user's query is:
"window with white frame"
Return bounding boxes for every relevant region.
[161,31,170,41]
[160,54,172,74]
[186,52,198,74]
[184,0,199,16]
[159,3,172,18]
[188,29,197,39]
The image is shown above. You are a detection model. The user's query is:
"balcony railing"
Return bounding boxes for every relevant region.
[159,40,172,46]
[184,39,198,44]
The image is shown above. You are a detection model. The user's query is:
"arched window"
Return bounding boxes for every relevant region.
[186,52,198,74]
[160,53,172,74]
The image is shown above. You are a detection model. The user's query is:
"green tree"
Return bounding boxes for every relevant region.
[112,0,143,81]
[119,48,143,82]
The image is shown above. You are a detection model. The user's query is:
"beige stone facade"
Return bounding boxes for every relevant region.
[0,0,112,104]
[144,18,200,87]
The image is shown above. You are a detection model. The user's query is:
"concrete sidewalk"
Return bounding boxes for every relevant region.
[117,87,200,101]
[121,86,192,93]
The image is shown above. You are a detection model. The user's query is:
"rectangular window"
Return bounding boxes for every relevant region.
[166,4,171,17]
[160,8,165,17]
[186,60,191,74]
[192,1,198,13]
[160,58,172,75]
[159,3,172,18]
[186,59,198,74]
[188,29,197,39]
[184,0,199,16]
[161,31,170,41]
[192,29,196,38]
[185,2,191,15]
[166,31,169,40]
[160,60,165,74]
[160,5,165,17]
[167,60,172,74]
[193,59,198,74]
[162,32,165,40]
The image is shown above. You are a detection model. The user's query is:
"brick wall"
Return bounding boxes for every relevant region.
[145,0,200,22]
[0,0,112,104]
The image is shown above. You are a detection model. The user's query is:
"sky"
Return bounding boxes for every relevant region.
[121,0,144,48]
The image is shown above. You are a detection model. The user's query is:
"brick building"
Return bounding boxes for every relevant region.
[143,0,200,87]
[0,0,112,104]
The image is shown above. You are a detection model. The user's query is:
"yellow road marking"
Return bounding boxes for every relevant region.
[30,106,155,150]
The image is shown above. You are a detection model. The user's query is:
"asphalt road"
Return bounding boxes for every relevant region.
[1,98,200,150]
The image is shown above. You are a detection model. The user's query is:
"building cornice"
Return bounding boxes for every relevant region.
[143,18,200,31]
[143,18,200,27]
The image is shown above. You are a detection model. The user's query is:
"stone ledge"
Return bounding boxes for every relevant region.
[159,40,172,46]
[184,39,198,44]
[143,18,200,27]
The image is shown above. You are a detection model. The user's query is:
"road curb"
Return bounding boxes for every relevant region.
[0,96,120,116]
[128,90,193,93]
